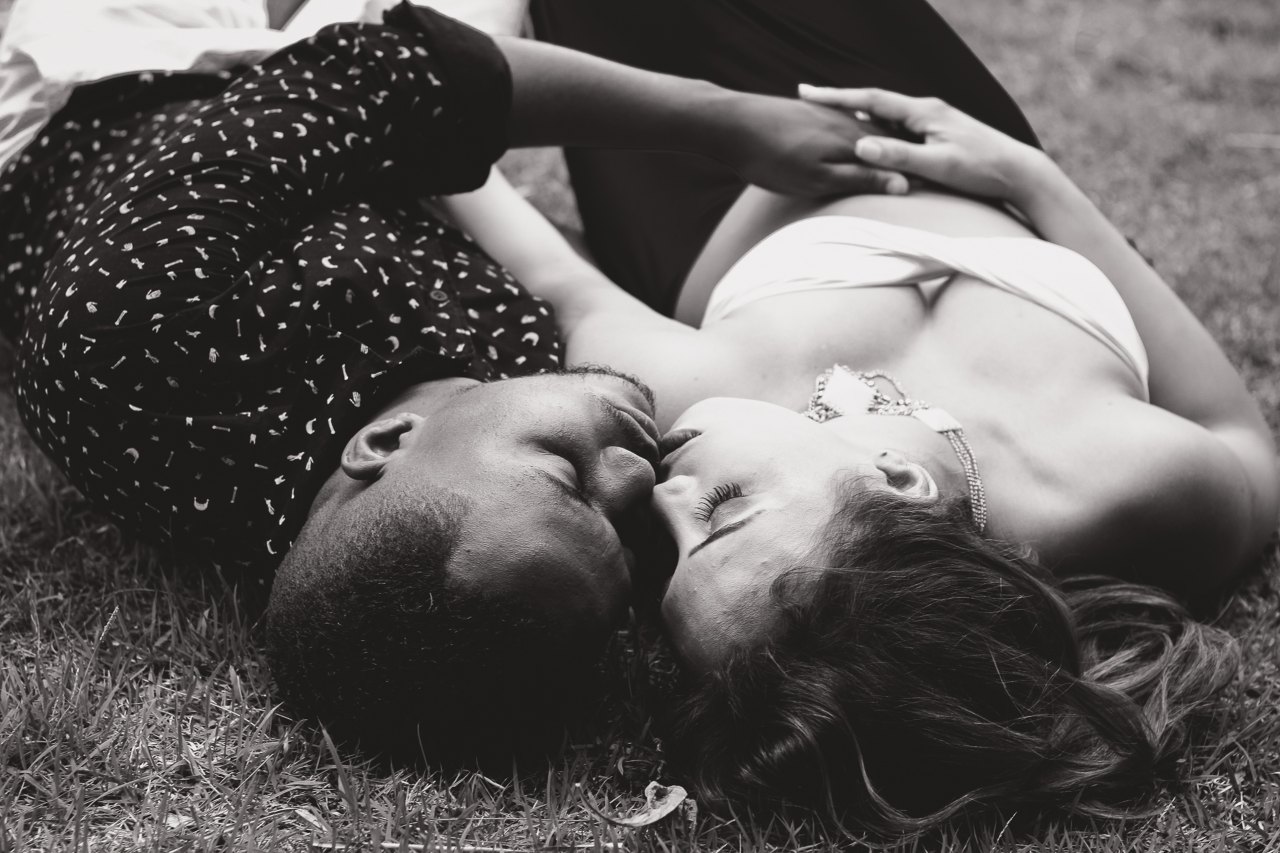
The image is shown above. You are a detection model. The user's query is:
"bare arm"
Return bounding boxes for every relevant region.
[441,169,730,427]
[441,168,662,333]
[443,41,912,335]
[493,38,904,197]
[1011,157,1277,579]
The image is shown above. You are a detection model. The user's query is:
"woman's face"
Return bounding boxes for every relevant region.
[652,397,938,670]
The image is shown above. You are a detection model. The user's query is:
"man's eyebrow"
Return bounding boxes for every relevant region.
[689,509,766,557]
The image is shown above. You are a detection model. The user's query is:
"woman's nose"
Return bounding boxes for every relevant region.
[591,445,657,518]
[649,475,703,559]
[649,474,694,524]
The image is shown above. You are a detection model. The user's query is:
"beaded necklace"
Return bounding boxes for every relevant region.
[803,365,988,533]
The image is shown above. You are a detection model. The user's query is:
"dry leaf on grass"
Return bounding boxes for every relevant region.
[591,781,688,828]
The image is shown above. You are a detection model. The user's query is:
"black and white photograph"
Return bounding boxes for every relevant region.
[1,0,1277,849]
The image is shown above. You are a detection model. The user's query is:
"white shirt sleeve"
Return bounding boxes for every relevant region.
[0,0,300,172]
[0,0,530,173]
[356,0,529,37]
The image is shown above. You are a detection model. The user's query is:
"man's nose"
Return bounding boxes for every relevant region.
[592,445,657,518]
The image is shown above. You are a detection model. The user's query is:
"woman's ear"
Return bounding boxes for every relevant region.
[341,413,422,481]
[873,449,940,502]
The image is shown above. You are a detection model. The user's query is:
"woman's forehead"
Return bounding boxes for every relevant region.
[666,523,813,655]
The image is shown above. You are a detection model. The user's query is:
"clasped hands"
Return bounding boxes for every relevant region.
[725,84,1050,207]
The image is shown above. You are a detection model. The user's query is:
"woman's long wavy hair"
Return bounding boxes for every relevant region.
[662,484,1240,835]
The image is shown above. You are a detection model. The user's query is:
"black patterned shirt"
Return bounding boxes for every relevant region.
[0,6,562,574]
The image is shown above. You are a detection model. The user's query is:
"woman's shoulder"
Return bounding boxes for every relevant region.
[999,398,1270,594]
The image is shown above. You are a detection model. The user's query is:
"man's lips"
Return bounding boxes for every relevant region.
[658,428,700,476]
[604,400,660,468]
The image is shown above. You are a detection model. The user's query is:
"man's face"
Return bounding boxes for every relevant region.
[388,369,660,627]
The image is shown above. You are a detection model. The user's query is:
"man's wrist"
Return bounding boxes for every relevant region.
[668,79,745,161]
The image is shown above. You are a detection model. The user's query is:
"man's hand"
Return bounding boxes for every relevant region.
[497,38,906,198]
[720,93,910,198]
[798,85,1052,207]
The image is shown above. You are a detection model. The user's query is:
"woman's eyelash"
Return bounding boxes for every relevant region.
[693,483,744,522]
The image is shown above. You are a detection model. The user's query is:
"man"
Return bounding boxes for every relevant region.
[0,2,896,760]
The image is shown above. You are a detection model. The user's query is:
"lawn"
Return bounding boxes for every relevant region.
[3,0,1279,850]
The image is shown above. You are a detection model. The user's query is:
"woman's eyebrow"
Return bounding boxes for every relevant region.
[689,509,767,557]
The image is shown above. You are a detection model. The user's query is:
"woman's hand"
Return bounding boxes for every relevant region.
[797,85,1052,206]
[720,93,911,198]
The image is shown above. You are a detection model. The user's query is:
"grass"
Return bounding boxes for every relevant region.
[3,0,1280,849]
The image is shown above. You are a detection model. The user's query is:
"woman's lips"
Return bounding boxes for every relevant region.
[659,428,699,456]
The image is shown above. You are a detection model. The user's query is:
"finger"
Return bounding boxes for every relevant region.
[798,85,922,125]
[821,162,910,196]
[853,135,937,177]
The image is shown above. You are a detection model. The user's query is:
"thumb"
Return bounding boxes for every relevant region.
[855,136,934,176]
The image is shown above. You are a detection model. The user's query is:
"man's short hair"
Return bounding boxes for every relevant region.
[264,485,612,764]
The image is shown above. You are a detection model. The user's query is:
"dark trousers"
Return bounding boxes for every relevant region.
[531,0,1040,315]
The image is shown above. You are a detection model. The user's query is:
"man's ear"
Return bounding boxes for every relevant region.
[873,449,939,502]
[341,413,423,481]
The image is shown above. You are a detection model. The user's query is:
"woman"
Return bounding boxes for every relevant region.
[440,0,1280,831]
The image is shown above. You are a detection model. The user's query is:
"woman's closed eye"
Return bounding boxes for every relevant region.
[693,483,744,524]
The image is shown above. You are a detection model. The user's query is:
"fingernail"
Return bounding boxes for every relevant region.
[798,83,817,95]
[856,138,882,161]
[887,175,908,195]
